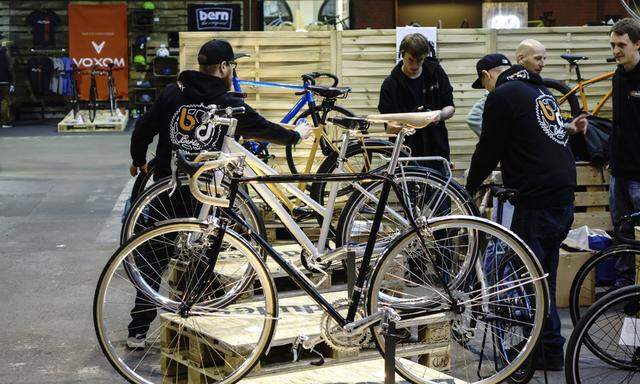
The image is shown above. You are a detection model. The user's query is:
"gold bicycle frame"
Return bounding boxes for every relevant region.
[556,71,614,116]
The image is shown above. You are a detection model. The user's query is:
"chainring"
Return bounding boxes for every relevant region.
[321,299,371,352]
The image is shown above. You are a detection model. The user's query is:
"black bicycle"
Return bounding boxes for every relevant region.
[94,110,549,384]
[86,63,122,122]
[565,284,640,384]
[569,212,640,325]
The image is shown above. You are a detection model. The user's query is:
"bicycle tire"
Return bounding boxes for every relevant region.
[94,221,277,384]
[336,167,478,249]
[309,139,414,205]
[120,174,265,245]
[367,215,548,384]
[285,104,355,175]
[565,284,640,384]
[568,244,639,325]
[543,78,581,118]
[89,83,98,122]
[109,80,117,116]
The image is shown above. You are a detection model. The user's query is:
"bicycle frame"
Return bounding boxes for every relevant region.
[220,131,452,327]
[558,71,614,116]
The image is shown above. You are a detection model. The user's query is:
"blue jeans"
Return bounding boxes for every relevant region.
[609,176,640,286]
[510,205,574,357]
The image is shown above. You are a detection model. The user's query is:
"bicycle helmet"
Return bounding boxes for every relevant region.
[133,55,147,66]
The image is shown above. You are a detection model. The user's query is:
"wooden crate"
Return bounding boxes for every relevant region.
[573,161,611,231]
[57,109,129,132]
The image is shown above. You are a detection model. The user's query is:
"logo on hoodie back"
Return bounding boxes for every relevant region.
[169,105,227,151]
[534,91,568,146]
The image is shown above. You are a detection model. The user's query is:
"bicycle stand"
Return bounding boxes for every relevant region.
[383,318,397,384]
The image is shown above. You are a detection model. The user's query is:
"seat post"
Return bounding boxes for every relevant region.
[573,62,583,82]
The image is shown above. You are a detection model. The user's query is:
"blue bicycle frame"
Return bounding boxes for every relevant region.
[232,74,319,155]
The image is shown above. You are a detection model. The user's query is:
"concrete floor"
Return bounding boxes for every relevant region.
[0,122,570,383]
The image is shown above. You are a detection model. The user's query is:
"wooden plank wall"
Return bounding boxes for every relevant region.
[180,26,614,172]
[179,31,336,123]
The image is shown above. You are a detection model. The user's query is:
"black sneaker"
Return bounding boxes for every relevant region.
[533,354,564,371]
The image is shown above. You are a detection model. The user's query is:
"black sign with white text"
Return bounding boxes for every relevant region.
[188,4,241,31]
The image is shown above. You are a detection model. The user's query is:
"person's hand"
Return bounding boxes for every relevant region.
[129,163,148,177]
[294,120,314,142]
[565,114,588,135]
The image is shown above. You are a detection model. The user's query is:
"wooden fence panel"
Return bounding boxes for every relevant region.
[179,26,616,172]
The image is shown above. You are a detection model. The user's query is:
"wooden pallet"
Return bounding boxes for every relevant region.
[166,243,348,295]
[159,290,452,382]
[57,109,129,132]
[573,162,611,231]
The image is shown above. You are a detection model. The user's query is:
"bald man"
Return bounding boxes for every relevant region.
[467,39,548,135]
[516,39,547,74]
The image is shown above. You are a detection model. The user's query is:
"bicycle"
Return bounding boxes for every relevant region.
[568,212,640,325]
[564,284,640,384]
[85,63,123,122]
[131,70,400,205]
[121,106,476,279]
[543,55,616,118]
[64,64,80,121]
[95,110,549,384]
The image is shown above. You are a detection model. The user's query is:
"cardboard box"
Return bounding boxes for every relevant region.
[556,250,595,308]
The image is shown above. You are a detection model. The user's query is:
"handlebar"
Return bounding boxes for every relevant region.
[606,57,617,63]
[477,183,518,202]
[301,72,339,87]
[175,150,245,207]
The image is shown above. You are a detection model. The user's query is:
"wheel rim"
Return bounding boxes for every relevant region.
[95,224,276,384]
[367,216,546,384]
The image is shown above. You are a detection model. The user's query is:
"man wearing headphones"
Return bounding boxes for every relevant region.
[378,33,455,171]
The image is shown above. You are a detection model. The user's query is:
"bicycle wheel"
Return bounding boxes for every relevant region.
[94,222,277,384]
[367,216,548,384]
[543,78,581,118]
[89,83,98,122]
[109,80,118,115]
[569,245,640,325]
[309,139,413,205]
[565,285,640,384]
[337,167,477,251]
[285,104,355,175]
[120,175,265,245]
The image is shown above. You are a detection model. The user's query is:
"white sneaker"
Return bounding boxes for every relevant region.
[127,334,146,349]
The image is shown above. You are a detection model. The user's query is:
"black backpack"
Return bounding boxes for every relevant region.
[569,115,611,166]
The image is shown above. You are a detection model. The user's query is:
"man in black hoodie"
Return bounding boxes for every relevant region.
[129,39,311,180]
[125,39,312,349]
[378,33,455,170]
[466,54,587,370]
[608,18,640,287]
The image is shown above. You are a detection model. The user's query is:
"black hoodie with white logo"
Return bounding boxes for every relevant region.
[131,70,300,178]
[466,65,576,208]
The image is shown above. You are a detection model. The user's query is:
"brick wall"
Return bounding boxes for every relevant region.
[529,0,626,26]
[351,0,396,29]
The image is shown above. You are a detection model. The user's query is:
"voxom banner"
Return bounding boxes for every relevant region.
[68,3,128,100]
[188,4,242,31]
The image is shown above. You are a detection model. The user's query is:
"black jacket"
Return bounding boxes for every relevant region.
[610,62,640,180]
[378,58,454,160]
[131,70,300,178]
[466,65,576,208]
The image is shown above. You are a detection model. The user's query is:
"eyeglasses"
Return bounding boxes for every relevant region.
[228,61,237,69]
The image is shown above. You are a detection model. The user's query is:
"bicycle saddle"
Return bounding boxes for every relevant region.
[307,85,351,99]
[235,52,251,59]
[561,54,588,64]
[366,111,440,128]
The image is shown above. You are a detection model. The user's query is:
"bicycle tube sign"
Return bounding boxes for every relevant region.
[188,4,242,31]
